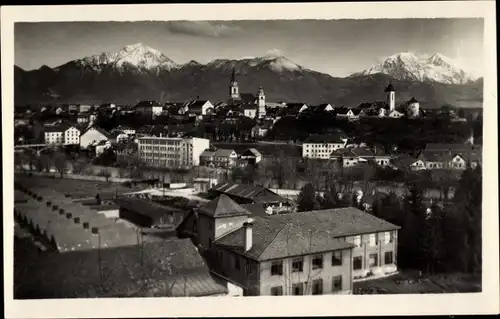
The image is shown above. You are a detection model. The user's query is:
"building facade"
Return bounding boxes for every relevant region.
[79,127,110,149]
[302,134,347,159]
[64,126,81,145]
[138,136,210,169]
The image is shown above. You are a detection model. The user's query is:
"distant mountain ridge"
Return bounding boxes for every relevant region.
[14,44,483,108]
[351,52,478,85]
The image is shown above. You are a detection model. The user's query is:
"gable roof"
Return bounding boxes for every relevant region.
[241,148,262,158]
[213,149,236,157]
[211,182,283,204]
[200,150,216,158]
[285,103,307,112]
[198,194,251,218]
[117,197,183,223]
[83,126,112,139]
[215,207,400,261]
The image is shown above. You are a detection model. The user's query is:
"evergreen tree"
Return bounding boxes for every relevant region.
[297,183,321,212]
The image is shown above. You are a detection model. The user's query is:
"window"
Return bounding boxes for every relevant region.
[332,251,342,266]
[353,256,363,270]
[270,286,283,296]
[383,231,394,244]
[369,234,377,246]
[369,253,378,267]
[292,257,303,272]
[312,254,324,270]
[271,260,283,276]
[353,235,361,247]
[332,275,342,292]
[312,279,323,295]
[234,255,240,270]
[385,251,394,265]
[292,283,304,295]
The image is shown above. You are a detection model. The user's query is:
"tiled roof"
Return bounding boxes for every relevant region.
[408,97,419,104]
[350,148,375,157]
[240,203,268,217]
[240,93,256,102]
[83,126,112,139]
[419,150,451,162]
[44,123,70,133]
[117,197,182,222]
[211,182,283,203]
[189,100,209,112]
[216,207,399,261]
[335,107,351,115]
[213,149,236,158]
[198,194,251,218]
[14,238,228,298]
[285,103,307,112]
[200,150,215,157]
[304,134,345,144]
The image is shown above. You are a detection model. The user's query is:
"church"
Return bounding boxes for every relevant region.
[227,68,267,119]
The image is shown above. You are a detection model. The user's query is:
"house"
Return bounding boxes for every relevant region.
[250,124,270,138]
[242,105,258,119]
[312,103,334,113]
[373,148,392,166]
[335,107,360,120]
[115,125,136,136]
[179,195,400,296]
[79,104,92,113]
[388,109,404,118]
[95,140,112,156]
[110,130,129,143]
[209,182,285,208]
[391,155,426,171]
[406,97,421,118]
[44,125,65,145]
[199,150,216,167]
[68,105,78,114]
[80,126,111,149]
[64,125,81,145]
[117,197,185,231]
[187,100,215,117]
[302,134,347,159]
[284,103,308,116]
[213,149,238,168]
[77,112,89,124]
[115,142,138,158]
[135,101,164,118]
[193,178,219,194]
[14,238,228,298]
[239,148,263,165]
[417,150,449,169]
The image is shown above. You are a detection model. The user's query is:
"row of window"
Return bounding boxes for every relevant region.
[351,232,394,248]
[139,152,181,158]
[270,251,343,276]
[270,276,343,296]
[353,251,393,270]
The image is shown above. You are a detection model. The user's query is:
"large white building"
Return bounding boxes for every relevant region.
[80,126,111,149]
[302,134,348,159]
[138,136,210,169]
[44,124,81,145]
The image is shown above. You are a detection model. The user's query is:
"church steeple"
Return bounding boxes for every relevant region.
[229,68,240,102]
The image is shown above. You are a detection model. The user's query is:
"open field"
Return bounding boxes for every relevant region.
[15,173,144,199]
[353,271,481,294]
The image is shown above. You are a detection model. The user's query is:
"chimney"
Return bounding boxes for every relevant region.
[66,213,72,219]
[196,95,200,100]
[243,220,253,252]
[74,217,81,224]
[83,222,90,229]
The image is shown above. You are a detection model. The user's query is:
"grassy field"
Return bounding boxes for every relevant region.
[353,271,481,294]
[15,173,144,199]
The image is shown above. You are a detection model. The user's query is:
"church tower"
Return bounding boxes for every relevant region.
[384,83,396,112]
[229,68,240,101]
[257,85,266,118]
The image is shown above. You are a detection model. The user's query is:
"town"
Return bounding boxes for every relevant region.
[13,68,483,298]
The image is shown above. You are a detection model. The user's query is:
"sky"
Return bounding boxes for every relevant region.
[15,19,484,77]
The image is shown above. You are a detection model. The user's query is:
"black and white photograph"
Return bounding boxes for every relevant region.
[2,2,499,318]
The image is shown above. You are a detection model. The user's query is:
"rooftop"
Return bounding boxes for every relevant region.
[304,134,346,144]
[198,194,251,218]
[216,207,399,261]
[211,182,283,204]
[14,238,228,298]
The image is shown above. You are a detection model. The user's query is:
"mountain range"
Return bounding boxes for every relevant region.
[14,43,483,108]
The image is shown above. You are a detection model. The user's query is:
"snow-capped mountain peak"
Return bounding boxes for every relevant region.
[352,52,478,84]
[76,43,179,72]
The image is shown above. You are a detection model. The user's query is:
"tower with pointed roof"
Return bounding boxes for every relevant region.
[257,85,266,118]
[229,68,240,102]
[407,96,420,118]
[384,83,396,112]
